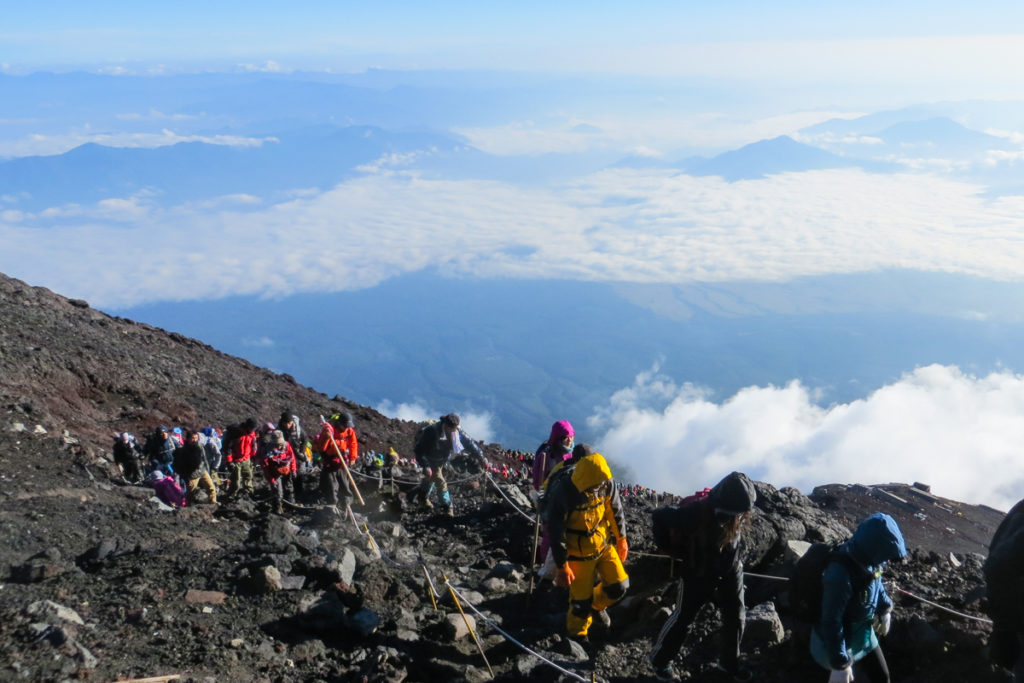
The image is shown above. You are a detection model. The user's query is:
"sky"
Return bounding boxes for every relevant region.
[6,3,1024,508]
[4,2,1024,102]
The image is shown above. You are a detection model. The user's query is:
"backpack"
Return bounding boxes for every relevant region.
[537,463,576,525]
[790,542,868,623]
[680,487,712,505]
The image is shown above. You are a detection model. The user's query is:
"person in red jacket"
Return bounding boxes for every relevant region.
[226,418,259,498]
[262,430,297,513]
[315,412,358,511]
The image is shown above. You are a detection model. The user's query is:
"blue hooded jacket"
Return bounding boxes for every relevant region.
[811,513,907,670]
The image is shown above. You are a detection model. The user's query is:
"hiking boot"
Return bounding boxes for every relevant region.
[421,499,434,510]
[274,502,284,514]
[443,505,454,518]
[594,609,611,630]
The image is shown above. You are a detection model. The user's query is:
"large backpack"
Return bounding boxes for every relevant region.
[790,542,868,623]
[537,462,576,525]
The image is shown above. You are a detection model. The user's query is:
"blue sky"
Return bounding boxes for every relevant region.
[5,2,1024,86]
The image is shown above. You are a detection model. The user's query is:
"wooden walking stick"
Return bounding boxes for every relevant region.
[319,415,365,506]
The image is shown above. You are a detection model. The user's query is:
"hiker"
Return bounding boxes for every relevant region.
[314,412,359,510]
[984,498,1024,681]
[112,432,143,484]
[199,427,223,472]
[546,451,629,643]
[649,471,757,682]
[382,446,400,491]
[536,443,594,577]
[532,420,574,490]
[278,411,308,495]
[811,513,906,683]
[409,413,483,516]
[173,429,218,505]
[144,426,177,477]
[262,430,297,513]
[225,418,259,498]
[147,470,186,508]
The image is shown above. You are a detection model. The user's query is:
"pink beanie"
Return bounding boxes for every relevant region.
[549,420,575,443]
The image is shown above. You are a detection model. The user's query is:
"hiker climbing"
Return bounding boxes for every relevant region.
[649,471,757,682]
[173,429,218,505]
[532,419,574,491]
[315,412,359,511]
[261,429,297,513]
[112,432,143,484]
[984,497,1024,681]
[811,513,906,683]
[409,413,483,517]
[278,411,308,495]
[144,426,177,477]
[545,450,629,644]
[225,418,259,498]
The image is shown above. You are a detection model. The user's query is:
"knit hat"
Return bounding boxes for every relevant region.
[709,471,757,515]
[549,420,574,443]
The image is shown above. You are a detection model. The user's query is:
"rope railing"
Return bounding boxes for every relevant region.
[441,575,592,683]
[891,584,992,624]
[483,473,537,524]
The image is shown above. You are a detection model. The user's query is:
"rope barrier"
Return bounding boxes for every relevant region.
[441,576,591,683]
[744,571,790,582]
[347,465,484,487]
[484,473,538,524]
[892,584,992,625]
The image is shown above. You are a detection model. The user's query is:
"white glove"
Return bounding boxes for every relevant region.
[828,667,854,683]
[874,610,892,637]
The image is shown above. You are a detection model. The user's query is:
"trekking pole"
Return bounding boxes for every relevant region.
[422,565,439,611]
[528,511,541,595]
[319,416,365,506]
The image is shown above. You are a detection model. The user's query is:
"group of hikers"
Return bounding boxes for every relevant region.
[110,411,1024,682]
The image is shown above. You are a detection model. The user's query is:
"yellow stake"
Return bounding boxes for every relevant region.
[443,574,494,678]
[363,524,380,556]
[422,565,438,611]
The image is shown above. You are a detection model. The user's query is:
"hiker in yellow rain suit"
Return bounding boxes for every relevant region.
[548,452,629,640]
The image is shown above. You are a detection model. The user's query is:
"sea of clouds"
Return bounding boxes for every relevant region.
[590,363,1024,511]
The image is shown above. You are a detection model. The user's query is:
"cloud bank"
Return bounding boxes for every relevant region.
[5,166,1024,307]
[589,363,1024,511]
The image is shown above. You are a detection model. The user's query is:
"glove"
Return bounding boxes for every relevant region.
[554,564,575,588]
[616,537,629,562]
[874,610,892,637]
[828,667,854,683]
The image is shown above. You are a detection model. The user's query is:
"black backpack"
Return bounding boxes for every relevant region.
[790,542,869,623]
[537,463,576,525]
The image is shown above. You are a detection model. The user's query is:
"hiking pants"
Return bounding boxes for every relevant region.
[566,543,630,637]
[271,474,295,505]
[186,471,217,505]
[418,468,451,508]
[320,467,352,508]
[650,564,745,672]
[229,460,254,495]
[117,454,142,483]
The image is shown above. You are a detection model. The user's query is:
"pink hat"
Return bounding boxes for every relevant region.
[549,420,574,443]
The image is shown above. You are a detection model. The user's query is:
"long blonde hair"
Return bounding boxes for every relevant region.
[715,511,750,553]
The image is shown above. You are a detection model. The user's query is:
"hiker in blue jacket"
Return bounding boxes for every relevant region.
[812,513,907,683]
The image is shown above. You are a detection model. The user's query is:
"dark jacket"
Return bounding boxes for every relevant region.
[113,439,141,464]
[145,433,176,467]
[652,472,756,580]
[280,420,306,459]
[413,422,483,470]
[173,443,207,480]
[985,497,1024,666]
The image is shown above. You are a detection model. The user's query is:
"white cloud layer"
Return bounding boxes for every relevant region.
[589,363,1024,511]
[5,166,1024,308]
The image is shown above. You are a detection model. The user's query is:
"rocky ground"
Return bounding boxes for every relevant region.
[0,272,1014,682]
